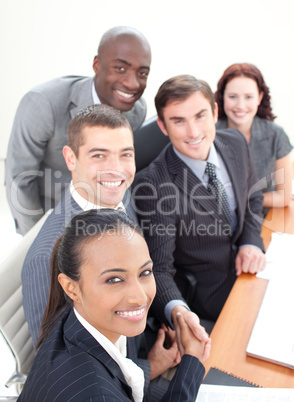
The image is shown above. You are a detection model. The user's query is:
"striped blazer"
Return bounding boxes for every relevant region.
[18,308,205,401]
[134,129,264,323]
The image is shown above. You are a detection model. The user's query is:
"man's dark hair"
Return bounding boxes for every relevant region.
[68,104,131,157]
[155,75,215,123]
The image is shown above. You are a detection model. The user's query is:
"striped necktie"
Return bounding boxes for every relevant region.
[205,162,231,226]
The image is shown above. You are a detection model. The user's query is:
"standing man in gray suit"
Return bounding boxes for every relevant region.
[134,75,266,339]
[6,26,151,235]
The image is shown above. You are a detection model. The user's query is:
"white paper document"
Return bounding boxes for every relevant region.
[196,384,294,401]
[257,232,294,280]
[247,266,294,368]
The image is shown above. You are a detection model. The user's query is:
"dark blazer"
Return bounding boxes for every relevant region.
[22,188,138,346]
[134,129,264,323]
[18,309,204,401]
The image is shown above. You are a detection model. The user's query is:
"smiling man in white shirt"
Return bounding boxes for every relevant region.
[22,105,137,346]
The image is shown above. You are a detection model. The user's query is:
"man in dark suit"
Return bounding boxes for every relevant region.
[6,26,151,235]
[134,75,266,338]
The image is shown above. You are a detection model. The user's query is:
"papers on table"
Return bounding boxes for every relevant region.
[257,233,294,280]
[246,267,294,369]
[248,232,294,369]
[196,384,294,401]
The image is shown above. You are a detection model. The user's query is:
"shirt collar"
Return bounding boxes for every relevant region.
[74,307,126,355]
[173,143,220,180]
[92,80,101,105]
[69,181,125,212]
[73,307,144,402]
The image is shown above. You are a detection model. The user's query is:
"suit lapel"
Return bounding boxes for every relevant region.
[123,189,138,224]
[64,310,133,399]
[214,134,244,238]
[69,77,94,119]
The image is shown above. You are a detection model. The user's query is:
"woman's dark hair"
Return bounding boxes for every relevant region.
[215,63,276,121]
[37,209,142,349]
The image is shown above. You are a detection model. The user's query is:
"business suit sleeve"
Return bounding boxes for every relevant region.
[22,252,51,346]
[160,355,204,401]
[134,175,185,326]
[237,140,265,251]
[5,91,55,234]
[129,332,204,402]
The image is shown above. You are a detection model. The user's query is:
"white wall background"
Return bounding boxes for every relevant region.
[1,0,294,160]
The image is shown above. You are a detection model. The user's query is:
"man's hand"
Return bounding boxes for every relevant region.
[171,305,209,342]
[235,246,266,276]
[147,326,181,380]
[174,312,211,363]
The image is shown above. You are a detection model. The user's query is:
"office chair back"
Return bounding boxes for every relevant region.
[134,115,170,172]
[0,210,52,390]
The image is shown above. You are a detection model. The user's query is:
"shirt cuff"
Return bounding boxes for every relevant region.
[164,300,190,329]
[239,244,263,252]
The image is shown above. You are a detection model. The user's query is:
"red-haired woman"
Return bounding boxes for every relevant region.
[215,63,293,208]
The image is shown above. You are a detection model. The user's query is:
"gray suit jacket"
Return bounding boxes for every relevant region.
[5,76,146,234]
[134,129,265,324]
[21,188,138,346]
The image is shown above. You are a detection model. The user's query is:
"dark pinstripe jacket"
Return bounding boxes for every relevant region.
[18,308,204,401]
[134,129,264,323]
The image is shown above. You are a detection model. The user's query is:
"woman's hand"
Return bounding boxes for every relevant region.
[147,326,181,380]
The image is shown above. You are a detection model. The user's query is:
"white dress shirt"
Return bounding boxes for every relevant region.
[74,308,144,402]
[69,181,125,212]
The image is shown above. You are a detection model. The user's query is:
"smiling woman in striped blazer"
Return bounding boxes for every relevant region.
[18,209,210,402]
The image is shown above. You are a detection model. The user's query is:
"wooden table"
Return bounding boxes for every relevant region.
[203,200,294,388]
